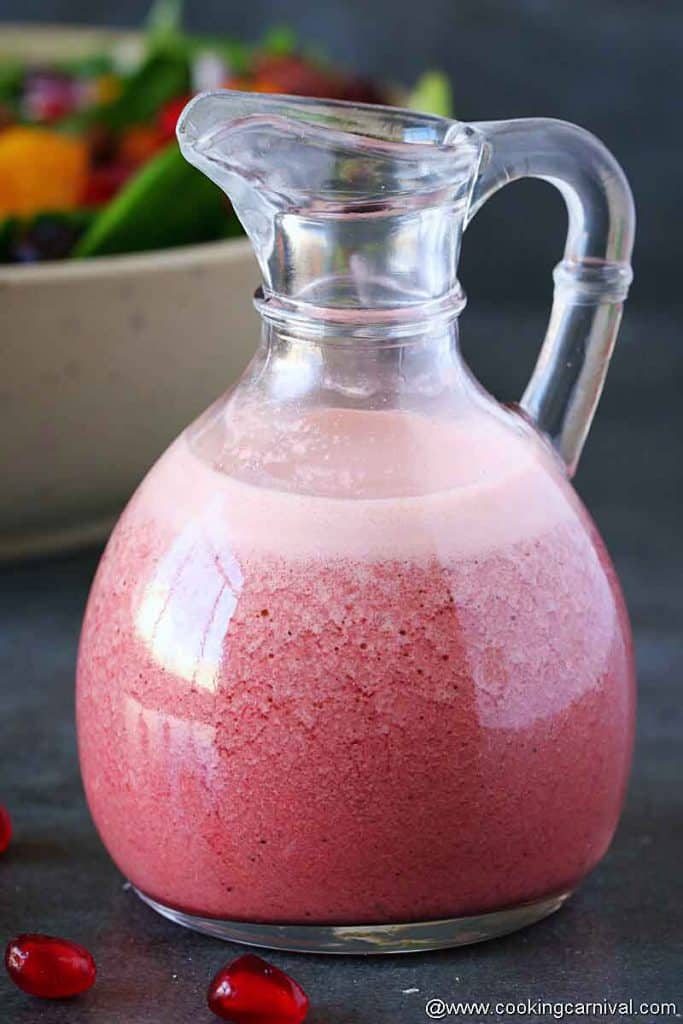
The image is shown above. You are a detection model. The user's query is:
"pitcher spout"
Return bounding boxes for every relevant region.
[177,91,480,201]
[177,91,482,313]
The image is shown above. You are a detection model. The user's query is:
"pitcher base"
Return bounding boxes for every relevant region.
[133,888,571,954]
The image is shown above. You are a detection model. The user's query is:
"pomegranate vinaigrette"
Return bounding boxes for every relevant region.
[77,411,634,928]
[77,91,635,951]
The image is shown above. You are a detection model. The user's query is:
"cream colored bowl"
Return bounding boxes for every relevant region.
[0,26,259,559]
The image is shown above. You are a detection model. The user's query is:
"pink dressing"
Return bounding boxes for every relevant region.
[77,408,634,923]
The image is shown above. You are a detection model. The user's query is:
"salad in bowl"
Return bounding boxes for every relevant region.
[0,4,451,263]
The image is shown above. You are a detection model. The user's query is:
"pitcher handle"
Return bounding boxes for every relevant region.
[465,118,635,475]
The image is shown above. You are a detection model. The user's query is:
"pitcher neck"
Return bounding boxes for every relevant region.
[259,202,466,316]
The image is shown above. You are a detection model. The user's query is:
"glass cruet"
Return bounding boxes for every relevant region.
[76,92,636,953]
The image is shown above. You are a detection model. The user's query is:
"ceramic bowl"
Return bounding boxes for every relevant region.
[0,25,259,559]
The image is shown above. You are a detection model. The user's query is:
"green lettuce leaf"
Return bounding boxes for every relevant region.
[73,142,239,257]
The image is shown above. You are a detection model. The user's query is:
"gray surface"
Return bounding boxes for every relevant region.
[1,308,682,1022]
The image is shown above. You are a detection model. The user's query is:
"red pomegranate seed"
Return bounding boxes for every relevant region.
[0,805,11,853]
[207,953,309,1024]
[5,934,96,999]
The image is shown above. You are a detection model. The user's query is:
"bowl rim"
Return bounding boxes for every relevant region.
[0,236,254,284]
[0,22,253,282]
[0,21,142,54]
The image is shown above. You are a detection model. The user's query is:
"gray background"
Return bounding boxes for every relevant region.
[0,0,679,309]
[1,3,681,1022]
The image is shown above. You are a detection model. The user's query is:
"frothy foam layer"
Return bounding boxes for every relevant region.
[132,408,574,562]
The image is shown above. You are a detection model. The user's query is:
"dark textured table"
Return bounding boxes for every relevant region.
[1,310,681,1022]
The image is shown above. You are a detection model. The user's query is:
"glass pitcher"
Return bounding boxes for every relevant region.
[76,92,636,954]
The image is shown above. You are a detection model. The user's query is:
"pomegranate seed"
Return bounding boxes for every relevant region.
[5,934,96,999]
[208,953,309,1024]
[0,805,11,853]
